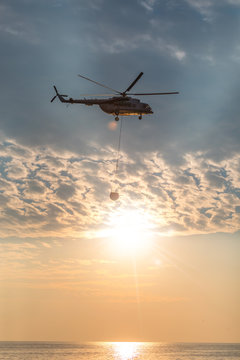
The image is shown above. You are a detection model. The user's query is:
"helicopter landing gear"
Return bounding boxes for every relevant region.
[139,114,142,120]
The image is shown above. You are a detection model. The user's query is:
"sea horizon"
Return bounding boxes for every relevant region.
[0,341,239,360]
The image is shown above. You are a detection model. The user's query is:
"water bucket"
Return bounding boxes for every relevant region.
[110,192,119,201]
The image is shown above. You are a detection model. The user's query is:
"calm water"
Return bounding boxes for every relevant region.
[0,342,239,360]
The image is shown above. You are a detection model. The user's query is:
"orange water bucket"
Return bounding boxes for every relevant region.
[110,192,119,201]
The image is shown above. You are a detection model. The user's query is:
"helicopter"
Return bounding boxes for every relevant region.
[51,72,179,121]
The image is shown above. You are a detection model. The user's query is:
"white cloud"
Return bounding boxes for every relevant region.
[0,3,39,44]
[166,44,186,61]
[140,0,156,11]
[0,138,239,238]
[184,0,216,21]
[185,0,240,22]
[94,32,187,62]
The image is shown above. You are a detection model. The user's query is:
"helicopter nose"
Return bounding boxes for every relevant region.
[143,104,153,113]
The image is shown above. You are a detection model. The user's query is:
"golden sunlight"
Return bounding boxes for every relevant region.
[104,209,154,256]
[112,342,140,360]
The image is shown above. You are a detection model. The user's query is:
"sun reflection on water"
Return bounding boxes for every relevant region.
[112,342,140,360]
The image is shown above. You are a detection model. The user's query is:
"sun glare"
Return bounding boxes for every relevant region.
[105,209,154,256]
[112,342,140,360]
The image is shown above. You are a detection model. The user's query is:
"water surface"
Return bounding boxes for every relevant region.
[0,341,239,359]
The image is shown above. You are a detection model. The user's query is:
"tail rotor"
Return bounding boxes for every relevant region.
[50,86,68,102]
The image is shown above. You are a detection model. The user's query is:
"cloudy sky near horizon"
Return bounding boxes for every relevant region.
[0,0,239,342]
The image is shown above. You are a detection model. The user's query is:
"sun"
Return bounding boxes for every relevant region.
[104,209,154,256]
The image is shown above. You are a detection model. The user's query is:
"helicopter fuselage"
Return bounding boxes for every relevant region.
[99,97,153,116]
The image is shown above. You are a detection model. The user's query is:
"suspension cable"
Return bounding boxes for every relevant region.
[114,116,123,176]
[110,117,124,200]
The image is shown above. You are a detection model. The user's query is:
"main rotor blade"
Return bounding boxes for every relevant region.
[78,74,121,95]
[124,72,144,94]
[128,91,179,95]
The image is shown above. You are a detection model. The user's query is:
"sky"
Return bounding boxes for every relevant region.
[0,0,239,342]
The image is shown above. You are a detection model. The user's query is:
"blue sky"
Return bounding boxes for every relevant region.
[0,0,239,342]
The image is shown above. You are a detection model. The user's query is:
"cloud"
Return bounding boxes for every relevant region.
[0,3,40,44]
[0,138,239,239]
[185,0,240,21]
[56,183,76,200]
[27,180,46,194]
[184,0,216,21]
[140,0,156,12]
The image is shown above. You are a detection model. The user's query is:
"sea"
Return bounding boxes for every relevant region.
[0,342,239,360]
